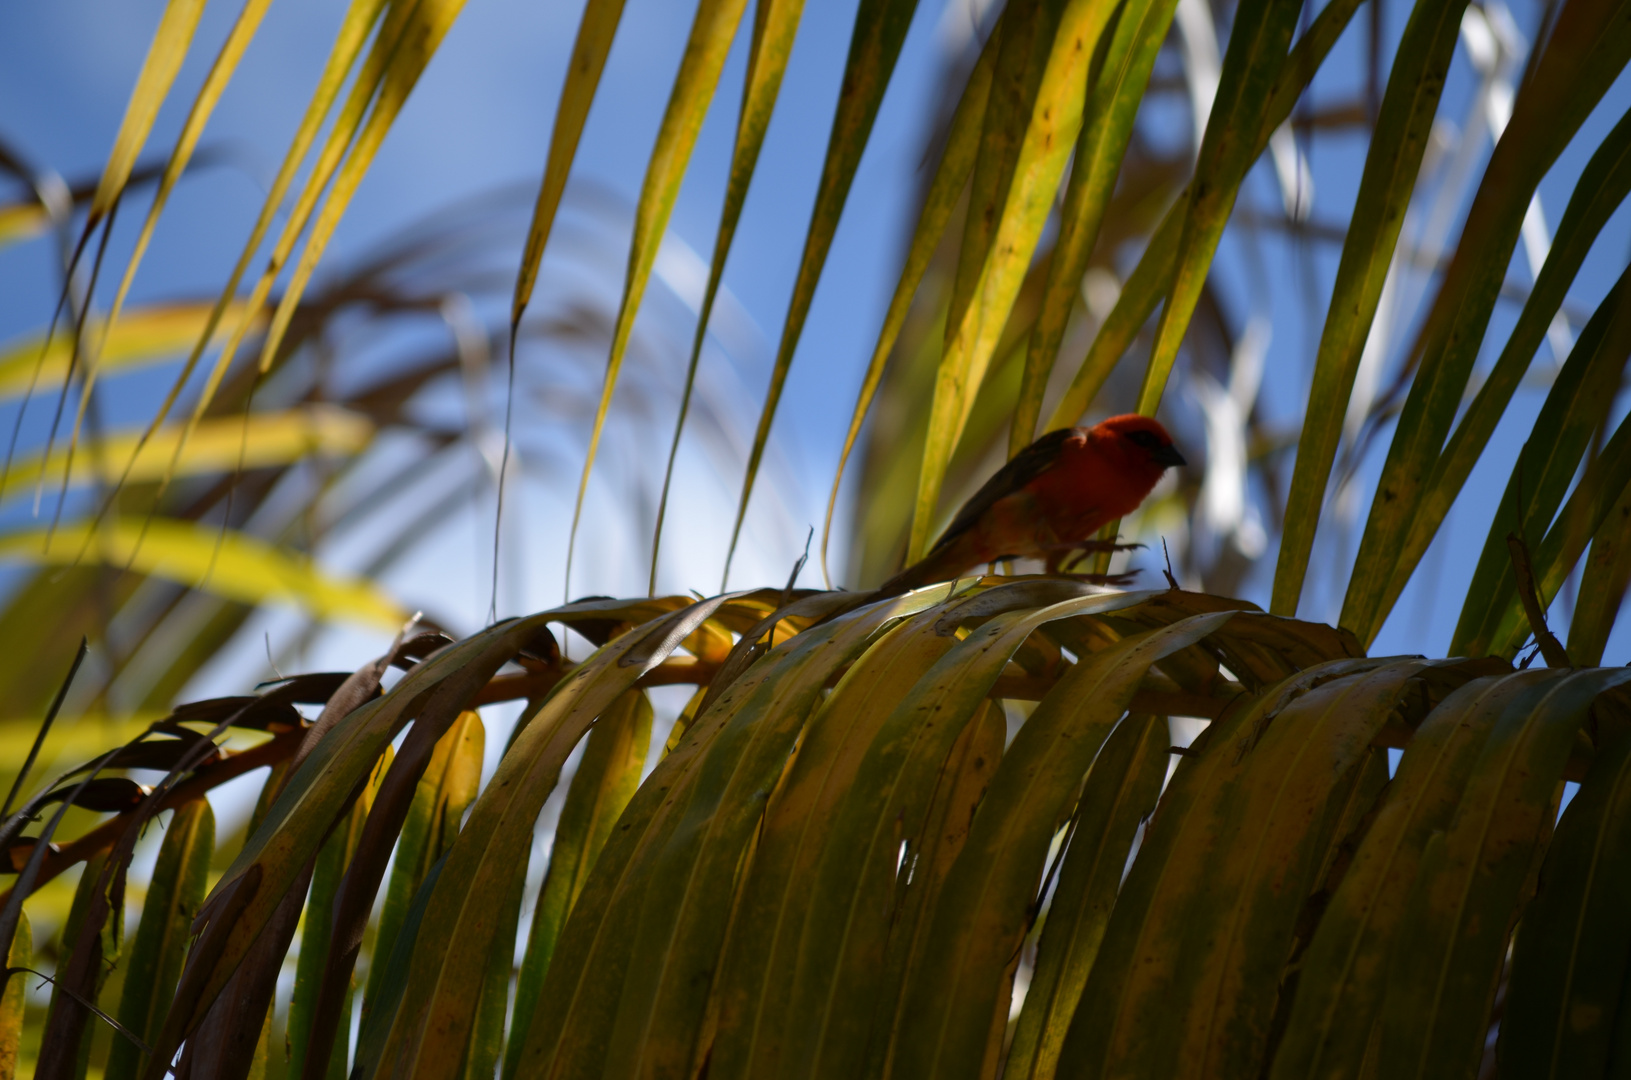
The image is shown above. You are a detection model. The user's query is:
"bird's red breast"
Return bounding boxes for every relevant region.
[878,414,1185,594]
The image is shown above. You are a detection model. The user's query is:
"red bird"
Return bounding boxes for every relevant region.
[880,415,1185,594]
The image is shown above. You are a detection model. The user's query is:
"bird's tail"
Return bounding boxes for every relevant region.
[873,542,970,601]
[876,536,1148,599]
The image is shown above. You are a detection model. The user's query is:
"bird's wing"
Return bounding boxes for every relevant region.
[927,427,1078,554]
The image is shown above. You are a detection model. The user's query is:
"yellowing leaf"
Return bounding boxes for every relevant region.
[820,23,1000,585]
[253,0,472,379]
[1012,0,1182,454]
[0,301,267,401]
[510,0,628,331]
[0,202,49,252]
[911,0,1118,560]
[112,0,388,523]
[87,0,207,226]
[65,0,278,491]
[0,715,170,787]
[1040,0,1361,436]
[0,518,405,629]
[1,406,372,503]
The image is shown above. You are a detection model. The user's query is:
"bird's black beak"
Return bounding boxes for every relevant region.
[1154,443,1187,468]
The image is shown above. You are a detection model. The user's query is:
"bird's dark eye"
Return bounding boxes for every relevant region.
[1126,430,1162,449]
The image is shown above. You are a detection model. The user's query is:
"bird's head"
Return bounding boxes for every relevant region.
[1092,414,1187,470]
